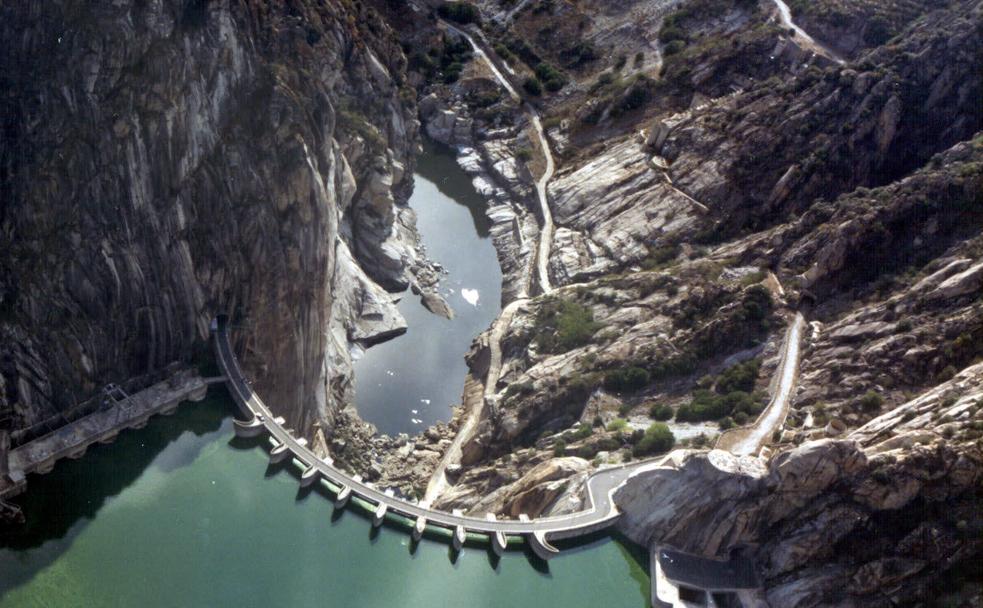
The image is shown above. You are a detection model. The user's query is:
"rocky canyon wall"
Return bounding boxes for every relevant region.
[0,0,418,440]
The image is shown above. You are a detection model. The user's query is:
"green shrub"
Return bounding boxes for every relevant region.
[607,418,629,432]
[504,381,535,399]
[733,411,749,425]
[573,423,593,440]
[616,75,655,114]
[535,62,567,92]
[650,403,673,421]
[437,2,480,24]
[595,71,615,87]
[553,439,566,456]
[535,299,601,353]
[858,390,884,411]
[716,359,761,394]
[562,41,598,67]
[642,243,680,269]
[523,77,543,96]
[633,422,675,456]
[603,367,651,393]
[664,40,686,56]
[660,26,687,44]
[718,416,735,430]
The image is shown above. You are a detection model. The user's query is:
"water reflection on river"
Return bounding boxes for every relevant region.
[354,140,502,436]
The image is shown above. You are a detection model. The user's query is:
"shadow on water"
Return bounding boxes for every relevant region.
[415,139,493,238]
[0,387,233,599]
[486,548,501,571]
[524,545,552,576]
[612,532,652,605]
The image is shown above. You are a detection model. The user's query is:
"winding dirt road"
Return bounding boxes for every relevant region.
[726,312,805,456]
[423,20,557,503]
[425,12,807,504]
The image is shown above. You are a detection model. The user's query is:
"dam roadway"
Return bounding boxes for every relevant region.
[214,316,641,556]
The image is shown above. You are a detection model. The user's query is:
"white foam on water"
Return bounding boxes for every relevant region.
[461,288,480,307]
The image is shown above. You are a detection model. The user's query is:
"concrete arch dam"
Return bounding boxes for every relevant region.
[212,316,638,559]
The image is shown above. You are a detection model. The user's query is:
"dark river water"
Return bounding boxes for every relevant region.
[353,141,502,436]
[0,394,650,607]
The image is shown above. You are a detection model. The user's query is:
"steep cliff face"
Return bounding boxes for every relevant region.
[0,0,418,440]
[661,0,980,240]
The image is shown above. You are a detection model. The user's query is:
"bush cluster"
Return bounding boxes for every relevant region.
[603,366,651,393]
[675,359,766,424]
[649,403,673,421]
[534,62,567,92]
[437,2,480,24]
[410,35,473,84]
[633,423,675,456]
[535,300,601,353]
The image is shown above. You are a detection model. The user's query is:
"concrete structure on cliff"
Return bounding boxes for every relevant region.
[213,314,643,559]
[0,370,217,509]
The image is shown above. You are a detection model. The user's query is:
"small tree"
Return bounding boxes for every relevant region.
[607,418,629,432]
[633,422,675,456]
[523,77,543,96]
[553,439,567,456]
[858,390,883,411]
[649,403,673,421]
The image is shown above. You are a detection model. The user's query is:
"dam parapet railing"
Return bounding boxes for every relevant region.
[212,315,644,557]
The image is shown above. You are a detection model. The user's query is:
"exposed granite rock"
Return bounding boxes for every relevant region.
[0,0,419,438]
[470,456,590,518]
[613,363,983,607]
[547,137,703,281]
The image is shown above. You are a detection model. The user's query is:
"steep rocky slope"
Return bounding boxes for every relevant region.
[395,1,981,602]
[615,361,983,607]
[0,0,420,442]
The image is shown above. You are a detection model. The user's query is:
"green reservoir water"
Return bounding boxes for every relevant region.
[354,141,502,436]
[0,396,650,607]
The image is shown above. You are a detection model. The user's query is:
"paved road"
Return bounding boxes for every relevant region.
[215,318,650,542]
[730,313,805,456]
[530,112,556,295]
[423,298,524,503]
[771,0,845,64]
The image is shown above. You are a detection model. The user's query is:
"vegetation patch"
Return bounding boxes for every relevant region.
[437,2,480,24]
[408,34,475,84]
[603,366,651,394]
[534,62,567,92]
[534,299,602,353]
[633,422,676,456]
[676,358,767,424]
